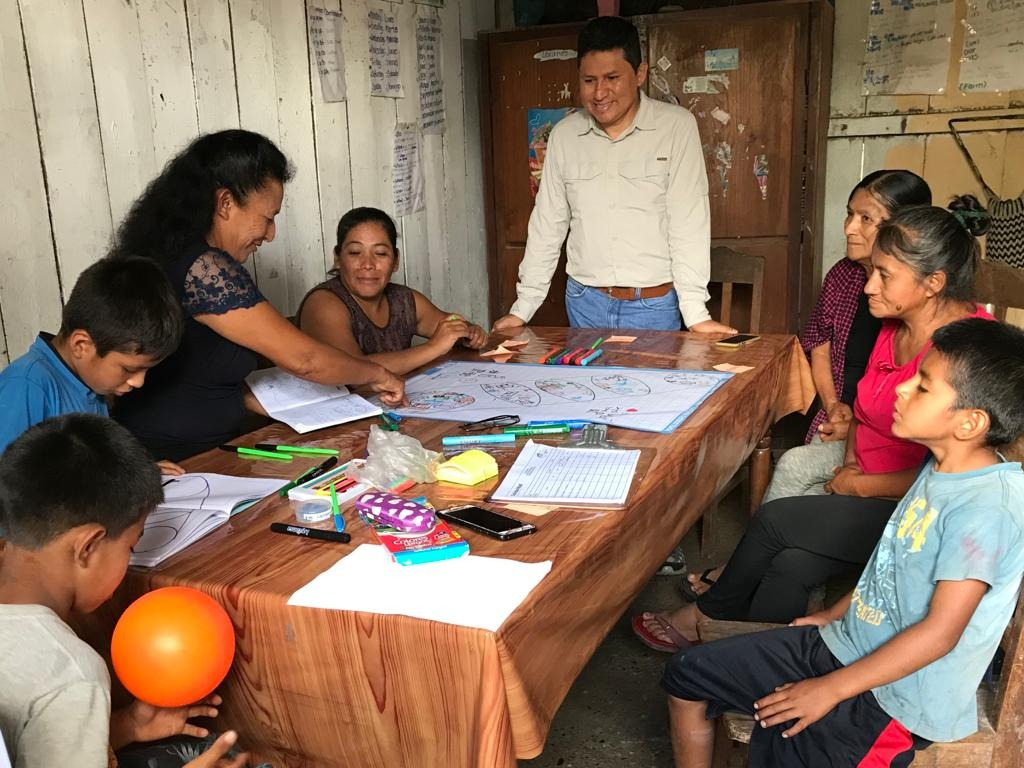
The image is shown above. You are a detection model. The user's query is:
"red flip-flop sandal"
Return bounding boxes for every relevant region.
[630,612,698,653]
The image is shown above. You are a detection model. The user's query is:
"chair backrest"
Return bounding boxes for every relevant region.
[709,246,766,333]
[974,259,1024,322]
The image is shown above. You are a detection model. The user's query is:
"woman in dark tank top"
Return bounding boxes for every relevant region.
[296,207,487,374]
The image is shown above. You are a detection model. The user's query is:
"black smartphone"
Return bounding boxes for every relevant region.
[715,333,760,348]
[437,505,538,541]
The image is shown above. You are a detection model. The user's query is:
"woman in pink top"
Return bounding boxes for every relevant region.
[634,201,994,651]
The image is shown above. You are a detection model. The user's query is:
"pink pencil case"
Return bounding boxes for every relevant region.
[355,492,436,533]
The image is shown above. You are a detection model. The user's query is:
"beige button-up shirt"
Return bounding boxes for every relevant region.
[510,92,712,327]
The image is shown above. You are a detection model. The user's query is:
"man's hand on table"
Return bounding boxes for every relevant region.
[689,319,739,334]
[491,314,525,332]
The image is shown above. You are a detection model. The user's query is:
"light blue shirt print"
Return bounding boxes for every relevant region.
[820,458,1024,741]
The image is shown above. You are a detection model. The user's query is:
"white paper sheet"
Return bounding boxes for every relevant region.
[958,0,1024,93]
[416,16,445,134]
[393,122,425,217]
[863,0,955,95]
[369,8,403,98]
[490,440,640,506]
[245,367,381,433]
[287,544,552,632]
[308,6,347,102]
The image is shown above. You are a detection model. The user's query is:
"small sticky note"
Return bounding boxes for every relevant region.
[713,363,754,374]
[606,335,637,343]
[481,346,511,357]
[491,354,514,364]
[501,339,529,348]
[705,48,739,71]
[657,55,672,71]
[500,503,559,517]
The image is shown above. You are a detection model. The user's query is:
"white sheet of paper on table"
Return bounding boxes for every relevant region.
[491,440,641,506]
[287,544,552,632]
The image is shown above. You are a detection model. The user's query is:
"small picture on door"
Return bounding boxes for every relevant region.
[528,108,576,198]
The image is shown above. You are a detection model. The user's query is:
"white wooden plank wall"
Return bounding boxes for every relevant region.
[822,0,1024,287]
[0,0,491,369]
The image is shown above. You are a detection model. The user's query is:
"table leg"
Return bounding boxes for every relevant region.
[748,431,772,515]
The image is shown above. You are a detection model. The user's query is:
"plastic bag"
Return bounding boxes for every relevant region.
[347,425,441,488]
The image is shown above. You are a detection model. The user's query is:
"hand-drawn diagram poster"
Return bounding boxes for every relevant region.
[528,108,575,197]
[863,0,955,94]
[384,361,733,433]
[959,0,1024,93]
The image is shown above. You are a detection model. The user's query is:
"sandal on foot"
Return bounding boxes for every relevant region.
[678,567,718,602]
[630,612,698,653]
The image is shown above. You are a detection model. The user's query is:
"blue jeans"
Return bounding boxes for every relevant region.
[564,276,682,330]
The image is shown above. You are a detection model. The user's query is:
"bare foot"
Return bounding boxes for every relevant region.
[640,604,700,645]
[686,565,723,597]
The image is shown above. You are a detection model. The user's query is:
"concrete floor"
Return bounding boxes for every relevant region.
[520,491,747,768]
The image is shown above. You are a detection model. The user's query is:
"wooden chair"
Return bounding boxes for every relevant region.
[699,246,767,556]
[975,258,1024,322]
[699,432,1024,767]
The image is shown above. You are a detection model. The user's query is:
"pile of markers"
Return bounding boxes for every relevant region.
[539,337,604,366]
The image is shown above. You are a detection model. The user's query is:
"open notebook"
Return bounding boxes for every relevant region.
[130,474,285,567]
[245,367,382,433]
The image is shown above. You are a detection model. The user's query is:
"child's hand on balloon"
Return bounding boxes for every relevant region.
[183,730,250,768]
[111,694,223,748]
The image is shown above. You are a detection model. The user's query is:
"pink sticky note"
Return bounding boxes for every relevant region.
[713,363,754,374]
[501,339,529,348]
[491,353,514,363]
[606,335,637,343]
[481,346,511,357]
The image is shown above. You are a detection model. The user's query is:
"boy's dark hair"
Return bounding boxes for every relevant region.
[334,207,399,253]
[931,318,1024,446]
[874,203,981,303]
[113,129,293,267]
[58,255,184,360]
[0,414,162,549]
[850,170,931,215]
[577,16,642,71]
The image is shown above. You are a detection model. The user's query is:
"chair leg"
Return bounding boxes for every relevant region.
[749,431,772,516]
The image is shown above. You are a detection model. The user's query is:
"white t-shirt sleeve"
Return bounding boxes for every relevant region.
[15,681,110,768]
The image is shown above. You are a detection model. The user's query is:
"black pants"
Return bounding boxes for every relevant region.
[696,496,898,623]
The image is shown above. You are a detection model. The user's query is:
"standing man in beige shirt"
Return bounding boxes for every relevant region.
[492,16,736,335]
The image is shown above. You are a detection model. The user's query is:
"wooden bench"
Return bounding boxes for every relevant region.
[698,584,1024,767]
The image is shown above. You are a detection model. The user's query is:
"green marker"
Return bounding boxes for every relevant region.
[256,443,339,456]
[503,425,571,436]
[590,336,605,350]
[218,445,293,461]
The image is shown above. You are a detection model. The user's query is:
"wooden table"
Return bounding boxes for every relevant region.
[84,328,813,768]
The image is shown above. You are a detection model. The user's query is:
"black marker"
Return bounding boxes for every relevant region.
[270,522,351,544]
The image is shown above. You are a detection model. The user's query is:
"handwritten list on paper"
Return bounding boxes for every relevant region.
[959,0,1024,93]
[862,0,955,95]
[393,123,425,218]
[368,8,403,98]
[307,6,346,103]
[416,16,446,134]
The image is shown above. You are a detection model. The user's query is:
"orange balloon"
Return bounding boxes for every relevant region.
[111,587,235,708]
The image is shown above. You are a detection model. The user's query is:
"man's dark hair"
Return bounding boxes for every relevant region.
[0,414,162,549]
[931,318,1024,446]
[58,255,183,360]
[577,16,642,70]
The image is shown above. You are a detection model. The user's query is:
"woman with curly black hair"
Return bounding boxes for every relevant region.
[112,130,404,461]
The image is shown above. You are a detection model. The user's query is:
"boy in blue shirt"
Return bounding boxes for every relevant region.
[0,415,249,768]
[0,256,183,459]
[663,317,1024,767]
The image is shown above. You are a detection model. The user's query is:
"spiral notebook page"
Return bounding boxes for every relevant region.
[490,440,640,506]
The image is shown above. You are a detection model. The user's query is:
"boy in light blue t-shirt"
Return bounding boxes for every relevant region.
[663,317,1024,768]
[0,256,182,461]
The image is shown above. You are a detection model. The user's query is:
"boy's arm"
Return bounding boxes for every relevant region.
[18,681,111,767]
[791,589,854,627]
[754,578,987,737]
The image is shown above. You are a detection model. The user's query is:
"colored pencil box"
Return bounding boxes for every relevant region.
[355,492,436,533]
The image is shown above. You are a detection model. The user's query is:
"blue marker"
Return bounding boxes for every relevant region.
[579,348,604,366]
[441,434,517,447]
[384,411,403,423]
[528,420,591,430]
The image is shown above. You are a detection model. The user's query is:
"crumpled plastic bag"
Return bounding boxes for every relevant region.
[347,425,441,488]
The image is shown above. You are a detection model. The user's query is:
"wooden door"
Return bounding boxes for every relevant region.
[482,24,582,327]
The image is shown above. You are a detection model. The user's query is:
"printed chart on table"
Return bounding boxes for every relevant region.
[384,361,733,433]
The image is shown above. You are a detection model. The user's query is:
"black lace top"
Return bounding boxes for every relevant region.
[115,244,265,461]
